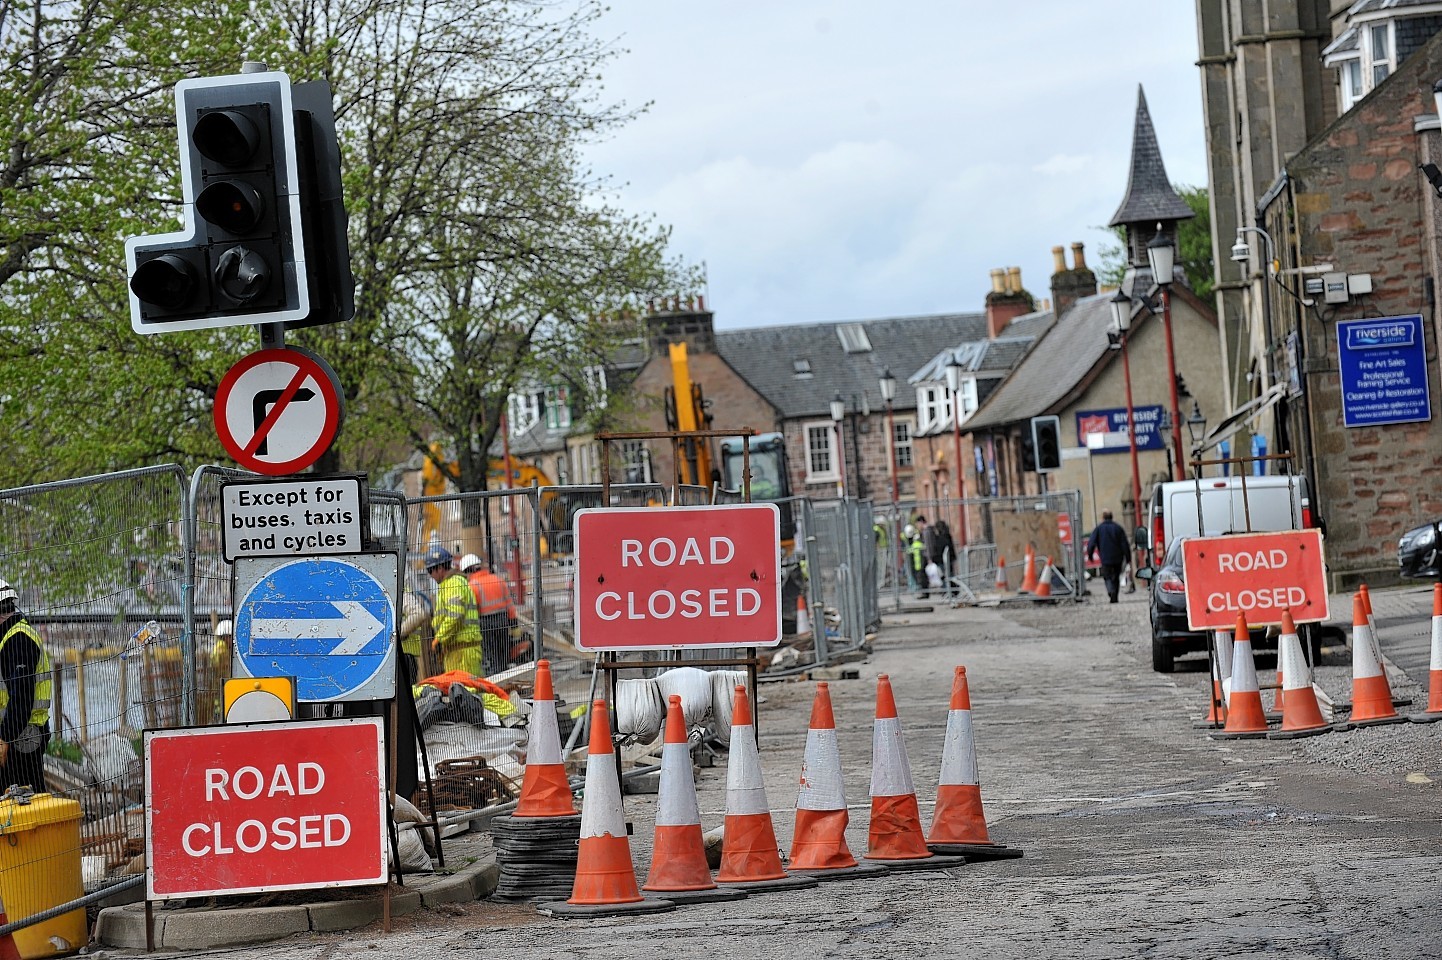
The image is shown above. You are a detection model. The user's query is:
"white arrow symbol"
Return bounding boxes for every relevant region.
[249,601,387,656]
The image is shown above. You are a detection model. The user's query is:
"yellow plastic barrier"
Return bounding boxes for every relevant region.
[0,795,86,959]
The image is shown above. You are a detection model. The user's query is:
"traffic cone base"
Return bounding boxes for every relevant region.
[790,808,857,871]
[1210,615,1270,740]
[790,859,893,881]
[1267,614,1333,740]
[865,794,933,861]
[928,842,1024,861]
[569,834,645,906]
[929,784,991,845]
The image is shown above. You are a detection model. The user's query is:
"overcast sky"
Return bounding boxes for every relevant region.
[584,2,1208,331]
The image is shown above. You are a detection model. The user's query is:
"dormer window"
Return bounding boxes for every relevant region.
[792,358,813,379]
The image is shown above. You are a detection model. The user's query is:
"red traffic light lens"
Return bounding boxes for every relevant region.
[196,181,265,234]
[192,110,261,166]
[213,245,270,305]
[130,255,197,309]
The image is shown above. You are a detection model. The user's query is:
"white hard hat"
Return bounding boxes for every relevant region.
[459,553,483,572]
[215,619,233,637]
[903,524,917,539]
[0,579,14,604]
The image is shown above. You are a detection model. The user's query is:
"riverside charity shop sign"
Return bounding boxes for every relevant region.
[573,503,782,650]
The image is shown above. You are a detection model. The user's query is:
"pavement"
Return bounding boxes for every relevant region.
[87,579,1442,955]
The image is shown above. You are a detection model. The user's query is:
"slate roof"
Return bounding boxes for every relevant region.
[1108,86,1194,228]
[961,291,1117,431]
[715,312,991,418]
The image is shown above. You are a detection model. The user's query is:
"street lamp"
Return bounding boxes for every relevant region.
[1108,286,1145,572]
[1231,226,1277,378]
[830,392,847,499]
[943,357,969,547]
[878,369,899,504]
[1186,399,1207,473]
[1148,226,1184,481]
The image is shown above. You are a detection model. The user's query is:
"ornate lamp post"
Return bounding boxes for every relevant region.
[943,358,968,546]
[1109,287,1145,570]
[878,370,899,504]
[1147,226,1184,481]
[829,392,847,499]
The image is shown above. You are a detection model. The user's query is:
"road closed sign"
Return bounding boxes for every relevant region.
[573,503,781,650]
[1182,529,1329,630]
[144,717,387,899]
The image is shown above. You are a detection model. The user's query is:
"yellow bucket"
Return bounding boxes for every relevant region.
[0,795,86,958]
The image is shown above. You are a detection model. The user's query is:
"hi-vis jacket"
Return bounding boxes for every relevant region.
[0,617,51,734]
[431,572,483,676]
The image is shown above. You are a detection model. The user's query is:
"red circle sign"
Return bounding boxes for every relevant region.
[214,347,342,475]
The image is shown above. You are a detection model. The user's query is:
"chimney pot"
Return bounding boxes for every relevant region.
[1071,242,1087,271]
[1051,246,1066,273]
[1006,266,1022,294]
[990,269,1006,294]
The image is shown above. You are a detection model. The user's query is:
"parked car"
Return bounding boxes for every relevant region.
[1138,536,1321,673]
[1398,517,1442,580]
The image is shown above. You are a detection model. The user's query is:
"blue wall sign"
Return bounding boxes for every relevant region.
[235,554,397,702]
[1337,314,1432,428]
[1074,405,1166,454]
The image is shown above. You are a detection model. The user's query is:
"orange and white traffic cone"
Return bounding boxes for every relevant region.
[928,666,1022,860]
[1019,547,1038,594]
[789,683,886,879]
[514,659,578,818]
[1346,592,1404,728]
[1200,629,1231,726]
[1267,660,1286,722]
[994,557,1009,592]
[796,596,811,638]
[716,685,818,891]
[1032,558,1053,599]
[1210,613,1270,739]
[1268,610,1333,739]
[1411,584,1442,723]
[543,699,674,917]
[642,695,746,902]
[865,675,964,870]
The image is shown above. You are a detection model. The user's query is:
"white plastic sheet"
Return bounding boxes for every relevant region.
[656,667,714,729]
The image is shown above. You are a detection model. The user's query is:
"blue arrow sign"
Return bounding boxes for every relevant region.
[235,555,396,702]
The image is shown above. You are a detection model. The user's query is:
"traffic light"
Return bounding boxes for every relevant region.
[1019,433,1036,472]
[126,72,310,334]
[1031,415,1062,472]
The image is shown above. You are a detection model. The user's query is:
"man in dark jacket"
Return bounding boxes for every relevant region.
[0,578,50,792]
[1086,511,1131,604]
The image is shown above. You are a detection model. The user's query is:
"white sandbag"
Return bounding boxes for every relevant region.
[709,670,748,746]
[615,677,665,744]
[655,667,713,728]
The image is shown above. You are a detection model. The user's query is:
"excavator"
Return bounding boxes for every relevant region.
[419,446,576,559]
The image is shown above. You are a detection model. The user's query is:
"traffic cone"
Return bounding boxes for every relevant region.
[796,596,811,638]
[514,660,578,818]
[1210,613,1269,739]
[1019,547,1038,594]
[1410,584,1442,722]
[542,699,674,917]
[789,683,886,879]
[1200,630,1231,726]
[994,557,1008,592]
[643,695,746,902]
[1032,558,1053,599]
[865,675,964,870]
[716,685,818,891]
[1346,592,1404,727]
[928,666,1022,860]
[1267,660,1286,722]
[1268,610,1333,739]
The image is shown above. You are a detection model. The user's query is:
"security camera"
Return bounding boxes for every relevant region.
[1422,162,1442,198]
[1230,239,1250,262]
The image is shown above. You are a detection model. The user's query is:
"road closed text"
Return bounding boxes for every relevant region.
[574,505,782,650]
[1182,531,1329,631]
[179,763,352,856]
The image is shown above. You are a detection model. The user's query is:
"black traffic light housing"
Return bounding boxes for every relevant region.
[1031,415,1062,473]
[126,71,354,334]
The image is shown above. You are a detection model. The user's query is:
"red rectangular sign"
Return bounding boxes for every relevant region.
[145,717,387,899]
[573,503,782,650]
[1182,529,1329,630]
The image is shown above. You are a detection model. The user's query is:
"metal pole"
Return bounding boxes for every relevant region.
[885,400,905,607]
[1161,286,1184,481]
[1121,336,1145,568]
[951,390,968,547]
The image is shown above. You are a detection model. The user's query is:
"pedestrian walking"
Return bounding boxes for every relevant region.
[461,553,518,674]
[424,546,484,676]
[907,526,928,598]
[0,578,51,793]
[1086,511,1131,604]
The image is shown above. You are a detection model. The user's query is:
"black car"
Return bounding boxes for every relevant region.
[1138,537,1318,672]
[1398,518,1442,579]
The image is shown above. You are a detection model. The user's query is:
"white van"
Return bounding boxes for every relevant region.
[1146,474,1318,567]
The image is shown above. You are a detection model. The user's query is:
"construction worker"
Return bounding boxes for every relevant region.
[424,547,484,677]
[397,580,433,681]
[0,578,51,792]
[460,553,518,675]
[907,525,927,598]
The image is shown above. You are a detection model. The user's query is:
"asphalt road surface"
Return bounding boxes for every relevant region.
[129,588,1442,959]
